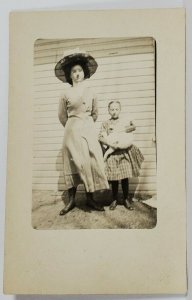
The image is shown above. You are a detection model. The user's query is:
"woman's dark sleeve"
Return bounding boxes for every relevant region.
[58,94,68,127]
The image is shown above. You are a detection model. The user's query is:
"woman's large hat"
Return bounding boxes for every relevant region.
[55,48,98,83]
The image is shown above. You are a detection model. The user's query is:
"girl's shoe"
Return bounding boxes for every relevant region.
[124,198,134,210]
[109,200,117,210]
[88,199,105,211]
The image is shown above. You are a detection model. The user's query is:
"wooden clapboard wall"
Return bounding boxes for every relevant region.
[33,38,156,194]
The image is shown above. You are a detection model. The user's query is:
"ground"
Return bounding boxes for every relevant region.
[32,190,157,229]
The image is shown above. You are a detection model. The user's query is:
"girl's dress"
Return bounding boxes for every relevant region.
[99,118,144,181]
[58,82,109,192]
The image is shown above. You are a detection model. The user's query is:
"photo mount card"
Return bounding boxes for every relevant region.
[4,9,186,295]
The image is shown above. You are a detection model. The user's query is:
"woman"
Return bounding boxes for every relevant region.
[55,49,109,215]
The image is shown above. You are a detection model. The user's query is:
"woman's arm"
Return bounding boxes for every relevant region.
[58,95,68,127]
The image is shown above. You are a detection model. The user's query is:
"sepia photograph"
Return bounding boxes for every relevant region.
[32,37,157,229]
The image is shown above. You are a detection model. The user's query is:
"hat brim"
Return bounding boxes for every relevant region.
[55,53,98,83]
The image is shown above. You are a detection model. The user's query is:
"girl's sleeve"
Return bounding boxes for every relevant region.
[91,93,98,122]
[58,94,68,127]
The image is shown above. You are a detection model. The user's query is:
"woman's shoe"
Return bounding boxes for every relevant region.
[59,198,75,215]
[124,199,134,210]
[88,199,105,211]
[109,200,117,210]
[86,192,105,211]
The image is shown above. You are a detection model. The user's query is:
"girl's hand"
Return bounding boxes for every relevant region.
[125,125,136,133]
[112,145,119,150]
[108,142,119,149]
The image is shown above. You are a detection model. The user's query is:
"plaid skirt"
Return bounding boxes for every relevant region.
[105,145,144,181]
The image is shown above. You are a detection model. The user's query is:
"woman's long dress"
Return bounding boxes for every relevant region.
[58,82,109,192]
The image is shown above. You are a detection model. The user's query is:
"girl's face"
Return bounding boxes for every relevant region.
[70,64,85,83]
[108,102,121,119]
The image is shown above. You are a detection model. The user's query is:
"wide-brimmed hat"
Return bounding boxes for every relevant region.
[55,48,98,83]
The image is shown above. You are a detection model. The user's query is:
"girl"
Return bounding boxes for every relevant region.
[99,100,144,210]
[55,49,109,215]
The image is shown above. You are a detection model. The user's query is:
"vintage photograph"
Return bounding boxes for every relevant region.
[32,37,157,229]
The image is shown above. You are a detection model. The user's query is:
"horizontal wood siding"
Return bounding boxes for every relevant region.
[33,38,156,194]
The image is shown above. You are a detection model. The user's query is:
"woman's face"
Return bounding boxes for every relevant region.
[70,64,85,83]
[108,102,121,119]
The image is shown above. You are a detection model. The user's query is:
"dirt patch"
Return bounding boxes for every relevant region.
[32,190,157,230]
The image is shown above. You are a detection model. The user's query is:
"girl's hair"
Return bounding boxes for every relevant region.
[63,61,90,85]
[108,100,121,110]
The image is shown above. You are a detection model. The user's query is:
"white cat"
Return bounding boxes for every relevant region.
[101,122,134,161]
